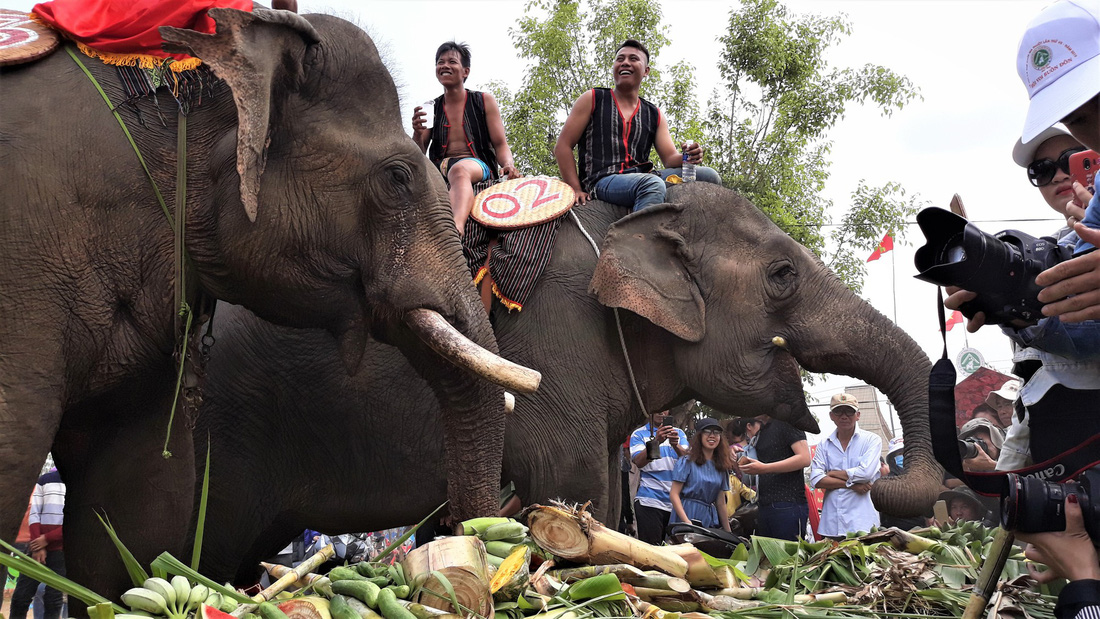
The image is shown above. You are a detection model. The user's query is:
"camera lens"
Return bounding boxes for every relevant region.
[1002,468,1098,542]
[958,439,980,460]
[942,241,967,264]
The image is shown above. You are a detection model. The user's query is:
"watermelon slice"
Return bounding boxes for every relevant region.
[277,598,330,619]
[201,604,236,619]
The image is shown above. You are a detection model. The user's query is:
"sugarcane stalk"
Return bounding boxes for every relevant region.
[631,587,690,601]
[793,592,848,604]
[645,598,700,612]
[621,576,691,593]
[550,565,645,583]
[686,590,761,611]
[631,598,712,619]
[708,588,761,600]
[962,528,1015,619]
[526,505,688,577]
[232,544,335,616]
[260,563,332,595]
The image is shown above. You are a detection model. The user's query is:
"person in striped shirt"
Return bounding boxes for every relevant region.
[554,39,720,212]
[628,410,688,544]
[10,469,65,619]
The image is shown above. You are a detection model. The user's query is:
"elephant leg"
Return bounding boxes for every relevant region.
[606,453,622,529]
[54,388,194,604]
[0,369,64,541]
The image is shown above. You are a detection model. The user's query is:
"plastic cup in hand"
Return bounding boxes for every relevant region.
[421,100,435,130]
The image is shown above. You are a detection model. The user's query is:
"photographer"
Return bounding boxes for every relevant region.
[957,417,1005,473]
[1017,495,1099,619]
[629,410,688,544]
[944,124,1100,464]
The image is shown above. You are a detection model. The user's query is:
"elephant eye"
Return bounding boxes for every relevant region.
[387,162,412,187]
[767,260,798,299]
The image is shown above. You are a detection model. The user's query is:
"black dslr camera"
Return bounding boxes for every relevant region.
[1002,466,1099,542]
[959,437,991,460]
[914,208,1073,325]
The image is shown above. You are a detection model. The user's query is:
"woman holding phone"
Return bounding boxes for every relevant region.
[669,418,733,531]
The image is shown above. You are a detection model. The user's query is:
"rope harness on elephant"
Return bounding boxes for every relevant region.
[66,45,209,457]
[569,210,649,417]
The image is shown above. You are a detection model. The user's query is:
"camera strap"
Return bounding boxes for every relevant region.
[928,289,1100,497]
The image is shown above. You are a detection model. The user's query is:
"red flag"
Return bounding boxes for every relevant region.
[866,232,894,262]
[944,310,964,332]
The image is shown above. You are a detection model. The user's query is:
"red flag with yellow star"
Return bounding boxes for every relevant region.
[866,232,894,262]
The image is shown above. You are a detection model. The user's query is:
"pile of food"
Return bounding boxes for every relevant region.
[2,502,1060,619]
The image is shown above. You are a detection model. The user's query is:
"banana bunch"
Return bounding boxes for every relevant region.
[120,576,236,619]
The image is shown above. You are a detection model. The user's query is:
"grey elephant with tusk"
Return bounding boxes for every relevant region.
[0,6,536,602]
[188,182,943,585]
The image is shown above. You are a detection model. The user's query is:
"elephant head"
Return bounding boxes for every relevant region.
[591,183,942,516]
[156,9,538,520]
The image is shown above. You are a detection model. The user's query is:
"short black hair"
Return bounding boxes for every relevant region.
[616,39,649,64]
[435,41,471,68]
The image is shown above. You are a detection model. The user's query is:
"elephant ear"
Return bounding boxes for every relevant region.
[589,203,705,342]
[160,8,320,222]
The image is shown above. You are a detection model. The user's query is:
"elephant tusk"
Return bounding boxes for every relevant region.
[505,391,515,413]
[772,335,788,349]
[405,309,542,394]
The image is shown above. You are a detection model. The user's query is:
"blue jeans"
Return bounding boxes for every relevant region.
[756,502,808,541]
[592,166,721,212]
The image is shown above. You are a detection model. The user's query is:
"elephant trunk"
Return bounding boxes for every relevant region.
[792,282,943,517]
[397,293,507,524]
[405,309,540,394]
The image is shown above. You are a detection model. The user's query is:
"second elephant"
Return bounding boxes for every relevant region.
[196,183,942,584]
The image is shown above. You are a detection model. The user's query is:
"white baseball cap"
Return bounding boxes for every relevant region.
[1017,0,1100,143]
[1011,125,1074,167]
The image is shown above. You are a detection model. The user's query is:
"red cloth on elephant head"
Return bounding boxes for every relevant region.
[31,0,252,64]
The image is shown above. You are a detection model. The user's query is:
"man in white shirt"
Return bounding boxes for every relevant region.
[809,393,883,539]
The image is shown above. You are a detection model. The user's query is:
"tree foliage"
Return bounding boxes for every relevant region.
[485,0,698,176]
[487,0,926,292]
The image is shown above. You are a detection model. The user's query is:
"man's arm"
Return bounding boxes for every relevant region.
[654,113,682,169]
[745,439,811,475]
[554,92,594,204]
[844,434,883,485]
[483,93,518,179]
[807,440,829,487]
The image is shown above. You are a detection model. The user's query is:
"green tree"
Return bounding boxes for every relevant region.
[483,0,699,176]
[704,0,923,268]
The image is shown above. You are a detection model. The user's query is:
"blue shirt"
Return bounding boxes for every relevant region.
[1074,189,1100,254]
[629,423,688,512]
[670,457,730,528]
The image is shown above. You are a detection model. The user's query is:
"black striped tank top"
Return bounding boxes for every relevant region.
[577,88,661,193]
[427,89,500,180]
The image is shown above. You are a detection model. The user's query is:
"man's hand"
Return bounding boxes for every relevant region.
[575,190,590,206]
[962,448,998,472]
[28,535,47,553]
[1018,494,1100,583]
[681,142,704,165]
[850,482,872,495]
[944,287,987,332]
[412,106,431,148]
[1036,228,1100,323]
[32,548,46,564]
[500,165,520,180]
[659,426,679,444]
[737,457,767,475]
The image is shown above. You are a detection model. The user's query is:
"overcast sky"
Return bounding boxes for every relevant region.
[14,0,1057,441]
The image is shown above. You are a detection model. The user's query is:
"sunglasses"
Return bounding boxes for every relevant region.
[700,429,723,436]
[1027,147,1086,187]
[831,408,857,417]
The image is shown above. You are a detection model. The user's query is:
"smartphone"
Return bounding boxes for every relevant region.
[1069,150,1100,191]
[660,416,672,427]
[933,499,949,525]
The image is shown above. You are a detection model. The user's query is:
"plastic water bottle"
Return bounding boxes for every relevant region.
[681,143,696,182]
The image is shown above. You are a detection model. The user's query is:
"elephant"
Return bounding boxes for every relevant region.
[0,7,537,599]
[191,182,943,585]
